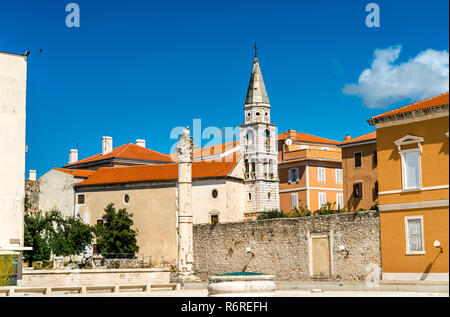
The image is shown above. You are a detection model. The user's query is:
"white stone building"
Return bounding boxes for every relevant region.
[0,50,30,282]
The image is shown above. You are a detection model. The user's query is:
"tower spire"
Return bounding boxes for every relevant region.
[245,50,270,105]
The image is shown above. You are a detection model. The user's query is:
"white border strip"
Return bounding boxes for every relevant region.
[379,185,449,195]
[379,200,449,211]
[382,272,449,281]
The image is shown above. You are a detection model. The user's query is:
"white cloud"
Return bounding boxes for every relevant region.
[343,46,449,108]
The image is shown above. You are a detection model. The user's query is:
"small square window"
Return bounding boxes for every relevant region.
[211,215,219,224]
[77,194,85,205]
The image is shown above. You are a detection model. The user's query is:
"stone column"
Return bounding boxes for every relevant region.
[176,127,197,281]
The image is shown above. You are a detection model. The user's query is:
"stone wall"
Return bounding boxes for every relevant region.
[193,211,380,282]
[19,268,170,287]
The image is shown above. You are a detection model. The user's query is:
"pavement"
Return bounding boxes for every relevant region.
[8,289,448,297]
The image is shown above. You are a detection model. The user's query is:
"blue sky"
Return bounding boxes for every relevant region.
[1,0,448,177]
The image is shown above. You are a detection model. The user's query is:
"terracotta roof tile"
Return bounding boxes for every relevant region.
[76,159,238,187]
[340,131,376,145]
[54,168,95,178]
[277,131,339,145]
[371,92,449,120]
[64,143,173,167]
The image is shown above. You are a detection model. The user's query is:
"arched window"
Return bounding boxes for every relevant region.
[264,129,271,152]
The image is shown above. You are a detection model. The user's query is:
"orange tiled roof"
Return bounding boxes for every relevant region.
[340,131,376,145]
[278,131,339,145]
[192,140,239,159]
[371,92,449,121]
[76,159,238,187]
[54,168,96,178]
[64,143,173,167]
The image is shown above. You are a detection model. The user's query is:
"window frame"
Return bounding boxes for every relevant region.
[77,194,85,205]
[335,169,343,184]
[400,148,422,191]
[318,192,327,208]
[405,215,425,255]
[291,193,299,210]
[353,182,363,199]
[318,167,326,183]
[336,193,344,209]
[353,151,363,168]
[288,168,299,183]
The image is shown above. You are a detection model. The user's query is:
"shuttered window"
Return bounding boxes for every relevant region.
[335,169,343,184]
[291,193,298,210]
[318,192,326,208]
[318,167,326,183]
[289,168,299,183]
[353,182,363,198]
[336,193,344,209]
[406,217,424,254]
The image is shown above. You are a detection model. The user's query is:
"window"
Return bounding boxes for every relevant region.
[77,194,85,205]
[268,192,271,200]
[318,167,326,183]
[321,147,329,151]
[405,216,425,254]
[248,193,252,200]
[212,189,218,198]
[123,194,130,204]
[318,192,327,208]
[288,168,299,183]
[211,215,219,224]
[354,152,362,168]
[291,193,298,210]
[373,151,378,167]
[353,182,363,198]
[96,219,104,226]
[374,181,379,198]
[336,193,344,209]
[335,169,343,184]
[401,149,421,190]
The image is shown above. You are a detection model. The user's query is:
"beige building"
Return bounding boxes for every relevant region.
[74,159,245,265]
[0,50,29,282]
[37,137,173,217]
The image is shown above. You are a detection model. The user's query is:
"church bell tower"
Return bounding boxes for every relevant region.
[239,48,280,217]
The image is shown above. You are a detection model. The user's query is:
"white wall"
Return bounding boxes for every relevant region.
[38,169,81,218]
[0,52,27,251]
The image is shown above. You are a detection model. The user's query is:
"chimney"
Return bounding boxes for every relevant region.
[288,130,297,140]
[69,149,78,164]
[344,134,352,141]
[102,136,113,155]
[136,139,146,148]
[29,170,36,181]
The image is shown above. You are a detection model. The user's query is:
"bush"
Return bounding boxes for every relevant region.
[257,209,288,220]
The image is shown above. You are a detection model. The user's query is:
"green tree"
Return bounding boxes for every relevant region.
[94,203,139,258]
[23,209,59,266]
[50,214,94,257]
[0,254,16,286]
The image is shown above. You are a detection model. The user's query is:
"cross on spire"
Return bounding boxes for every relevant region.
[253,42,258,58]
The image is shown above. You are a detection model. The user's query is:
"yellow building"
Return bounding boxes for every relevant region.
[368,92,449,281]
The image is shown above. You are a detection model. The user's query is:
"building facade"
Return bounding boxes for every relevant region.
[0,51,29,283]
[338,132,378,211]
[369,92,449,281]
[278,130,343,212]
